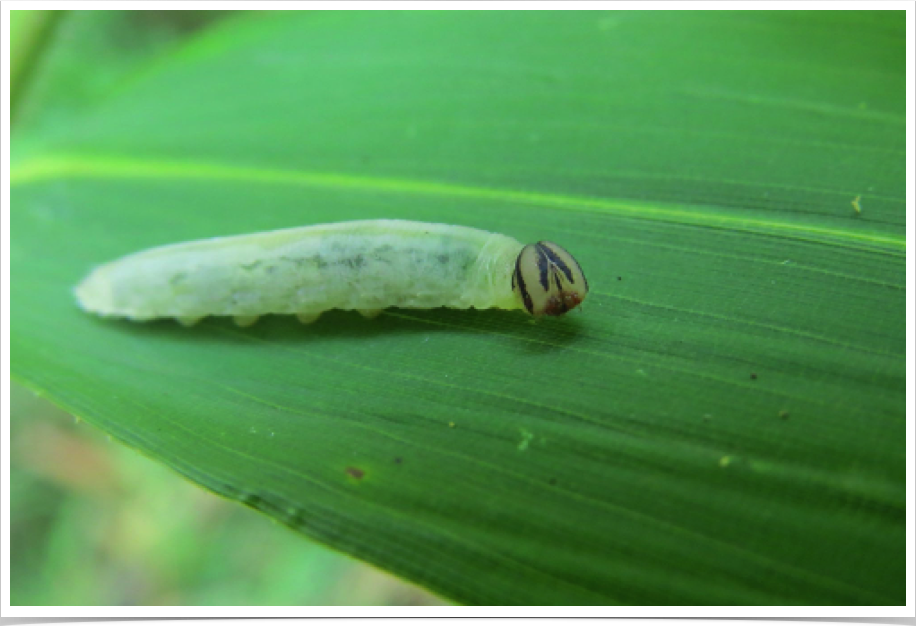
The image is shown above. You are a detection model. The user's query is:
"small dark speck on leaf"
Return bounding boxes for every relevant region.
[394,457,402,464]
[750,373,758,380]
[617,276,622,281]
[549,478,557,486]
[345,467,365,479]
[779,410,790,420]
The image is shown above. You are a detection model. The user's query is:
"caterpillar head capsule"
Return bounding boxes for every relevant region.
[511,241,589,317]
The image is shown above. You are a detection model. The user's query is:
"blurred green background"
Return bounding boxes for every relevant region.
[9,381,446,605]
[9,10,446,606]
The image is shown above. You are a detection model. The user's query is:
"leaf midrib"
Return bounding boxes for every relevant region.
[10,153,905,252]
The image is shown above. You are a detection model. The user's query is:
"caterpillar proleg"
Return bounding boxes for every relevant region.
[75,220,588,325]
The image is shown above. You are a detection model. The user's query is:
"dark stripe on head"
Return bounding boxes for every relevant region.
[537,242,575,283]
[535,245,551,290]
[514,251,534,314]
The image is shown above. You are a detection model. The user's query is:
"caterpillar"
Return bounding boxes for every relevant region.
[74,219,588,326]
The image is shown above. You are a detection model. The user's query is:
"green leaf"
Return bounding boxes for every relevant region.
[11,11,905,605]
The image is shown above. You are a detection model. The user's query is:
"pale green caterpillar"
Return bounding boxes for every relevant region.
[75,219,588,326]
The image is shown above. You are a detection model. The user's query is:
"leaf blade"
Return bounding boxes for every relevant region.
[11,10,905,605]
